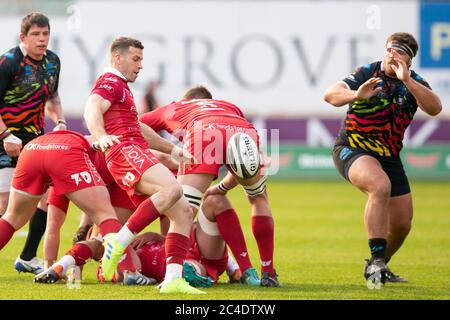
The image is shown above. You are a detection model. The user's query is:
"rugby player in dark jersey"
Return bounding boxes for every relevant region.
[0,13,66,274]
[324,32,442,286]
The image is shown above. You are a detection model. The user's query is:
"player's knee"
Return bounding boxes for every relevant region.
[202,194,230,216]
[163,183,184,205]
[0,197,8,216]
[370,180,391,200]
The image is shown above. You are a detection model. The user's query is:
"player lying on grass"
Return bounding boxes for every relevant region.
[35,192,252,288]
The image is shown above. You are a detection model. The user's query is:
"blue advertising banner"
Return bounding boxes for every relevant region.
[420,1,450,68]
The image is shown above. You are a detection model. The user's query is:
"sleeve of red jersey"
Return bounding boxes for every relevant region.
[139,107,168,132]
[91,78,122,104]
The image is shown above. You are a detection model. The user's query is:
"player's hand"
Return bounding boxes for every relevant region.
[97,135,121,152]
[130,232,165,250]
[204,185,226,199]
[391,58,410,82]
[171,145,196,165]
[355,77,382,100]
[3,134,22,157]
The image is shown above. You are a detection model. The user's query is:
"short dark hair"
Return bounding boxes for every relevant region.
[21,12,50,35]
[386,32,418,57]
[183,86,213,99]
[110,37,144,55]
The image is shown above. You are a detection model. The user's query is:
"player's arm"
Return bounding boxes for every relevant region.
[139,121,193,164]
[404,78,442,116]
[84,94,120,151]
[204,172,239,198]
[130,232,165,250]
[151,149,179,170]
[324,78,382,107]
[0,57,22,156]
[45,92,67,130]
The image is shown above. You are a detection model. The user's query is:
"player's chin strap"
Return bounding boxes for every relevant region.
[243,175,268,197]
[197,208,220,236]
[182,185,204,211]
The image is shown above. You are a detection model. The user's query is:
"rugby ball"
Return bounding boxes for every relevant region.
[226,132,260,179]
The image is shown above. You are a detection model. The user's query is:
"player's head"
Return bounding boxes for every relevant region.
[384,32,418,77]
[183,86,213,100]
[110,37,144,83]
[19,12,50,60]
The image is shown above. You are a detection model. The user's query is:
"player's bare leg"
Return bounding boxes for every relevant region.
[348,155,391,285]
[43,204,66,268]
[382,193,412,282]
[0,190,41,251]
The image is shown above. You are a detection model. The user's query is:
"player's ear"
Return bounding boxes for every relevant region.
[19,32,26,42]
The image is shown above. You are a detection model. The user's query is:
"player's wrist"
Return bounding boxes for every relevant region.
[0,128,11,141]
[57,119,67,126]
[217,180,231,193]
[3,133,21,145]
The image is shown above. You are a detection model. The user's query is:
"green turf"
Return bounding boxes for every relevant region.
[1,180,449,300]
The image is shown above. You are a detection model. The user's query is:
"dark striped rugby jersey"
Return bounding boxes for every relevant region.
[335,61,431,157]
[0,45,60,135]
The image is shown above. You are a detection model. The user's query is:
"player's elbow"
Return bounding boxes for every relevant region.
[428,103,442,116]
[323,90,341,107]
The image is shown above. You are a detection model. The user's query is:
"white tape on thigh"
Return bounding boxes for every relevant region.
[0,168,14,192]
[243,175,268,197]
[197,208,221,236]
[182,185,204,210]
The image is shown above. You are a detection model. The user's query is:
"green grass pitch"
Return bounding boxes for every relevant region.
[0,180,449,300]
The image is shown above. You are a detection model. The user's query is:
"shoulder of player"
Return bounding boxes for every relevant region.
[0,47,22,69]
[358,61,381,74]
[409,69,427,83]
[44,49,61,63]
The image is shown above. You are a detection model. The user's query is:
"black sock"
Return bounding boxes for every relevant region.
[368,238,387,261]
[20,208,47,261]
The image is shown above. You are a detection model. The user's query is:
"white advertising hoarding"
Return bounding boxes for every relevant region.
[1,1,447,116]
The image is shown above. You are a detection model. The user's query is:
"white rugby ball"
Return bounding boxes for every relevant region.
[226,132,260,179]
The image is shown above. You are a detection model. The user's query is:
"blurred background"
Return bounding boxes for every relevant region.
[0,0,449,179]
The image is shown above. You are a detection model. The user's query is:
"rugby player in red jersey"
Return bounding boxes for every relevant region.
[83,37,202,294]
[0,131,125,257]
[140,86,280,287]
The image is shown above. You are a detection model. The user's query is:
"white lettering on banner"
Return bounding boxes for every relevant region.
[122,146,145,169]
[2,1,437,115]
[432,23,450,60]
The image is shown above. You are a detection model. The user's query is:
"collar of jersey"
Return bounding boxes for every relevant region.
[103,67,127,81]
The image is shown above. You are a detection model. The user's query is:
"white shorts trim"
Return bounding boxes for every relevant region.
[197,208,220,236]
[10,186,43,199]
[0,168,14,192]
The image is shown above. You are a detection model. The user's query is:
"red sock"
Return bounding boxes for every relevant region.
[252,215,275,275]
[216,209,252,272]
[165,232,190,266]
[127,198,161,234]
[67,243,93,266]
[118,247,137,273]
[0,218,16,250]
[99,219,122,237]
